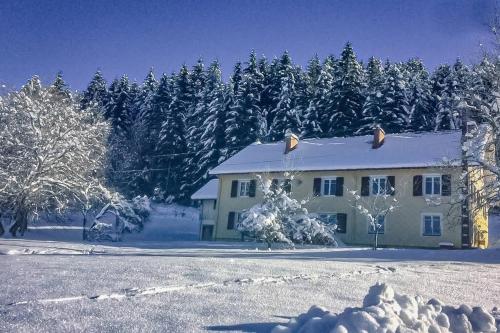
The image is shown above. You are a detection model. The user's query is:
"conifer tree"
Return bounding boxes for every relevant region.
[81,71,108,114]
[156,66,191,200]
[406,59,434,131]
[377,63,411,133]
[300,55,324,138]
[269,52,301,141]
[358,57,385,134]
[329,43,365,136]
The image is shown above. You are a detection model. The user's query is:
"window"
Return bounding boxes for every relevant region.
[322,178,337,196]
[239,180,250,197]
[213,199,217,210]
[424,175,441,195]
[273,178,292,193]
[368,215,385,234]
[423,214,441,236]
[318,213,337,226]
[371,177,387,195]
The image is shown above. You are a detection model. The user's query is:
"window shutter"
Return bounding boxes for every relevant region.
[313,178,322,196]
[335,177,344,196]
[271,179,278,192]
[413,175,423,196]
[442,174,451,196]
[336,213,347,233]
[227,212,235,230]
[230,180,238,197]
[387,176,395,196]
[361,177,370,196]
[284,179,292,193]
[249,179,257,197]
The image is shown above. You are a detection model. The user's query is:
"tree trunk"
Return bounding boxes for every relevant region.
[9,203,28,237]
[82,211,87,241]
[373,231,379,250]
[0,219,4,236]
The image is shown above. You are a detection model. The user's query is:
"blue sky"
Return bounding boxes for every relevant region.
[0,0,495,90]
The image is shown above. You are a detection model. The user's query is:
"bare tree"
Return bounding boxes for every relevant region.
[0,76,109,237]
[348,185,400,250]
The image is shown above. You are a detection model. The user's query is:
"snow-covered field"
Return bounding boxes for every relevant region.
[0,211,499,332]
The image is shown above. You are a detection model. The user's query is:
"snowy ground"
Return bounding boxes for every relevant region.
[0,212,499,332]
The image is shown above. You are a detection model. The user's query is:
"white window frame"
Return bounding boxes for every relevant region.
[322,177,337,196]
[421,213,442,236]
[238,179,250,197]
[370,176,388,195]
[236,212,245,223]
[424,174,441,196]
[368,215,385,234]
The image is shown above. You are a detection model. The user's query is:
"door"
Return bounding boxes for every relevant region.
[201,225,214,241]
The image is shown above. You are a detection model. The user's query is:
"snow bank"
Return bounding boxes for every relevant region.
[272,283,499,333]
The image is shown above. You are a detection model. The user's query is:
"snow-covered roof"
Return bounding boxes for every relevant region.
[191,179,219,200]
[210,131,462,175]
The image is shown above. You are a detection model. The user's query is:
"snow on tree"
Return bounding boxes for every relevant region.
[156,65,191,200]
[328,43,365,136]
[80,70,109,115]
[225,54,266,151]
[300,55,324,138]
[459,57,500,209]
[0,76,109,236]
[268,52,302,141]
[238,174,338,248]
[88,190,151,241]
[357,57,385,135]
[406,59,434,131]
[377,63,411,133]
[348,184,399,250]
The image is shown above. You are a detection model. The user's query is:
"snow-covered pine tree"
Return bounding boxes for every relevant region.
[182,60,208,199]
[188,61,228,197]
[406,59,434,132]
[226,54,265,152]
[223,62,244,157]
[131,69,159,195]
[50,71,71,100]
[300,55,324,138]
[80,70,109,115]
[431,64,454,131]
[106,75,133,135]
[268,52,302,141]
[377,63,411,133]
[329,43,365,136]
[105,75,138,195]
[156,65,191,201]
[357,57,385,135]
[305,56,337,138]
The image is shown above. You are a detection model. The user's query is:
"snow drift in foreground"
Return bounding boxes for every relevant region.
[272,283,498,333]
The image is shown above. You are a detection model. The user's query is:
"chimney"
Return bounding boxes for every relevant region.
[284,132,299,154]
[372,126,385,149]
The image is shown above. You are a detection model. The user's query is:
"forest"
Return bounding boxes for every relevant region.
[19,43,500,202]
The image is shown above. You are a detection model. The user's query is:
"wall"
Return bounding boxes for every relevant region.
[215,167,464,248]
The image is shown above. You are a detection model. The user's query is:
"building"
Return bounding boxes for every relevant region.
[191,179,219,240]
[193,129,489,248]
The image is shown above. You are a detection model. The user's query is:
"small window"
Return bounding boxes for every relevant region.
[368,215,385,234]
[423,215,441,236]
[371,177,387,195]
[239,180,250,197]
[213,199,217,210]
[424,175,441,195]
[318,213,337,225]
[322,178,337,196]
